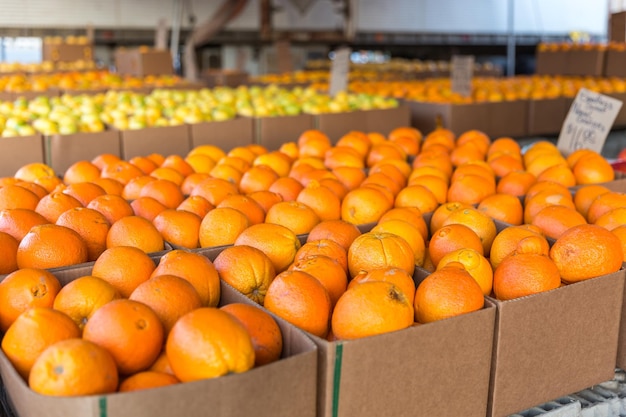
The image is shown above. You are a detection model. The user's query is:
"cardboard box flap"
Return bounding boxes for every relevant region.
[315,112,369,144]
[0,135,45,177]
[45,131,121,175]
[120,125,191,160]
[487,271,625,417]
[189,118,254,152]
[255,114,315,151]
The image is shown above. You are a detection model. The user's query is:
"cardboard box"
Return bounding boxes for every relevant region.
[42,44,93,63]
[535,50,568,75]
[315,111,369,144]
[610,12,626,42]
[484,100,528,138]
[604,49,626,78]
[115,48,173,77]
[0,266,318,417]
[487,271,625,417]
[565,49,606,77]
[363,105,411,136]
[44,131,121,175]
[11,90,60,101]
[201,70,249,88]
[189,118,254,152]
[0,135,45,177]
[527,97,568,136]
[255,114,315,150]
[119,125,191,160]
[407,100,489,137]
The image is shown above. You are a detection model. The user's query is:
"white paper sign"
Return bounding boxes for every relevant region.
[329,47,351,96]
[451,55,474,97]
[557,88,623,155]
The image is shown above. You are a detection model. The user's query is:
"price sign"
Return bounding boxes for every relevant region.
[557,88,623,155]
[451,55,474,97]
[329,47,351,96]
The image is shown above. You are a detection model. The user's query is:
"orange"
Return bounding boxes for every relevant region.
[450,162,495,185]
[17,224,88,269]
[437,248,493,295]
[347,231,415,278]
[15,181,48,200]
[2,307,80,380]
[138,179,185,209]
[331,166,367,191]
[574,184,611,219]
[129,274,202,335]
[0,268,62,331]
[269,176,304,202]
[337,131,373,157]
[218,155,252,173]
[130,196,168,222]
[428,223,484,268]
[279,142,299,160]
[441,207,497,254]
[447,174,496,205]
[149,167,186,186]
[536,164,577,188]
[429,201,473,236]
[488,154,524,177]
[62,182,106,206]
[187,144,226,162]
[56,207,110,261]
[13,163,55,183]
[152,209,201,249]
[366,142,407,167]
[450,143,486,167]
[83,299,164,375]
[209,163,244,185]
[148,350,174,375]
[33,175,64,194]
[407,174,448,204]
[234,223,301,273]
[217,194,266,225]
[390,135,420,157]
[63,160,101,184]
[324,146,366,170]
[489,225,549,269]
[146,153,166,167]
[180,172,211,196]
[379,207,429,241]
[91,153,121,170]
[265,201,320,235]
[361,182,395,206]
[0,231,18,274]
[306,219,362,251]
[220,303,283,367]
[160,154,194,177]
[295,238,348,273]
[213,245,276,304]
[409,165,449,184]
[362,171,404,196]
[89,177,124,196]
[595,207,626,230]
[531,205,587,240]
[289,255,348,307]
[253,151,293,177]
[228,147,257,165]
[118,371,179,392]
[523,190,576,224]
[121,175,157,201]
[493,253,561,300]
[35,191,83,223]
[566,149,597,168]
[422,128,455,151]
[572,153,615,184]
[487,137,521,157]
[524,181,573,204]
[86,194,134,225]
[128,156,159,175]
[199,207,250,247]
[92,246,156,298]
[477,193,524,225]
[151,250,221,307]
[298,129,332,159]
[413,151,453,179]
[247,190,283,214]
[296,180,341,221]
[496,171,537,197]
[371,219,425,267]
[246,143,269,157]
[177,195,214,218]
[348,266,416,304]
[332,281,413,340]
[298,168,337,188]
[370,161,409,187]
[611,225,626,262]
[264,269,331,338]
[106,215,164,253]
[456,129,490,154]
[0,185,40,210]
[239,165,280,194]
[190,177,239,206]
[0,209,49,242]
[28,338,118,396]
[525,153,567,178]
[414,262,484,323]
[100,160,144,185]
[341,186,392,225]
[166,308,255,381]
[52,275,120,330]
[586,192,626,224]
[394,184,440,213]
[550,224,624,282]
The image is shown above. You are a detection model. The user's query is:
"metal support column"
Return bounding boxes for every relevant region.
[506,0,516,76]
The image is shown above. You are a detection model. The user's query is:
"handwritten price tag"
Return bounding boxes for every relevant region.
[451,55,474,97]
[557,88,622,155]
[329,47,351,96]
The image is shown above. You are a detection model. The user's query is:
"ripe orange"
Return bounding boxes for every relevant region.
[130,196,168,222]
[523,190,576,224]
[586,192,626,224]
[2,307,80,379]
[611,225,626,262]
[429,201,473,236]
[180,172,211,196]
[177,195,214,218]
[253,151,293,178]
[488,154,524,177]
[524,180,572,204]
[298,129,332,159]
[441,207,497,254]
[493,253,561,300]
[289,255,348,307]
[530,205,587,240]
[234,223,301,273]
[269,176,304,202]
[83,299,163,375]
[361,172,403,196]
[92,153,121,170]
[332,281,414,340]
[17,224,88,269]
[138,179,185,209]
[331,166,366,191]
[15,181,48,200]
[489,225,548,269]
[394,184,439,214]
[265,201,320,235]
[572,153,615,184]
[14,163,55,183]
[199,207,250,247]
[347,232,415,278]
[295,238,348,273]
[574,184,611,219]
[63,160,101,184]
[550,224,624,283]
[428,224,484,268]
[106,215,165,253]
[213,245,276,304]
[0,231,18,274]
[129,156,159,175]
[0,208,49,242]
[371,219,426,267]
[148,351,174,375]
[477,193,524,225]
[264,270,331,338]
[86,194,134,225]
[55,207,110,261]
[62,182,106,206]
[247,190,283,214]
[118,371,179,392]
[220,303,283,367]
[414,262,484,323]
[92,246,156,297]
[366,142,407,167]
[100,160,144,185]
[187,144,226,162]
[121,175,157,201]
[348,266,416,304]
[35,191,83,223]
[0,185,40,211]
[437,248,493,295]
[160,154,195,177]
[239,165,280,195]
[0,268,62,331]
[29,338,118,396]
[447,174,496,205]
[217,194,266,225]
[296,180,342,221]
[52,275,120,330]
[166,307,255,381]
[496,171,537,197]
[595,207,626,230]
[129,274,202,335]
[151,250,221,307]
[150,167,186,186]
[336,131,372,157]
[152,209,201,249]
[306,219,362,251]
[536,164,577,188]
[89,178,124,196]
[341,186,393,225]
[190,177,239,206]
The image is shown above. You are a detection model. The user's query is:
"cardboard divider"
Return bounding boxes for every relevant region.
[119,125,191,160]
[0,135,45,177]
[315,112,369,144]
[484,100,528,139]
[407,100,490,137]
[565,49,606,77]
[527,98,568,136]
[45,131,121,174]
[255,114,315,150]
[189,118,254,152]
[604,49,626,78]
[363,105,411,135]
[535,50,569,75]
[0,257,318,417]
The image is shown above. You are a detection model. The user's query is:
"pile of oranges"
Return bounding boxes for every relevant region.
[0,124,624,397]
